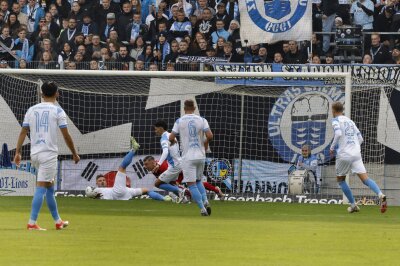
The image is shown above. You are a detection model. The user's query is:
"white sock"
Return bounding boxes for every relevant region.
[55,218,62,224]
[28,219,36,225]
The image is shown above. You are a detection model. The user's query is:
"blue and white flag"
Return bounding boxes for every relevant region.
[239,0,312,45]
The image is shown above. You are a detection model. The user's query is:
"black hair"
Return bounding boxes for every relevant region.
[41,81,58,97]
[143,155,155,162]
[153,120,168,130]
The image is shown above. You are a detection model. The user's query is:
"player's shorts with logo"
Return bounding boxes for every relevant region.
[113,171,142,200]
[31,152,58,182]
[182,159,205,183]
[159,163,182,183]
[335,155,367,176]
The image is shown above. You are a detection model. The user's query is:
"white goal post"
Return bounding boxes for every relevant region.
[4,69,387,203]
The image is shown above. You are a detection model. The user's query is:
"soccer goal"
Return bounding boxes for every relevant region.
[0,69,393,203]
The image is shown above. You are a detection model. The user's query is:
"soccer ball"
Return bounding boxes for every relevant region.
[85,186,98,198]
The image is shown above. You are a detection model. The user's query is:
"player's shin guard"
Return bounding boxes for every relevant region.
[159,183,180,196]
[188,184,205,209]
[46,185,61,222]
[119,150,135,169]
[148,191,166,201]
[338,181,355,204]
[29,187,46,224]
[196,180,208,204]
[362,178,382,196]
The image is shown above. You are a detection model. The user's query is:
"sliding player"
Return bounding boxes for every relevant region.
[85,137,171,202]
[143,156,224,202]
[152,120,185,202]
[330,102,387,213]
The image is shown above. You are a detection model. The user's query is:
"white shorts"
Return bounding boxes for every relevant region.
[336,157,367,176]
[112,171,143,200]
[182,159,205,183]
[31,152,58,182]
[159,164,182,183]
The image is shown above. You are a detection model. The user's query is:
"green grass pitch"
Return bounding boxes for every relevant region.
[1,197,399,266]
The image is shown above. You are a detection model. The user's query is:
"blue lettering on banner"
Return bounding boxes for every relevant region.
[246,0,308,33]
[213,64,400,86]
[268,87,345,163]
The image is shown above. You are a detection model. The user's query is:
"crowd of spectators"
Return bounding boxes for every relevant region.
[1,0,400,70]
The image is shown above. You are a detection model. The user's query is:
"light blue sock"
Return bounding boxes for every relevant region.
[189,184,205,209]
[119,150,135,169]
[338,181,355,204]
[148,191,165,201]
[159,183,180,195]
[363,178,382,196]
[46,185,60,222]
[29,187,46,223]
[196,180,208,203]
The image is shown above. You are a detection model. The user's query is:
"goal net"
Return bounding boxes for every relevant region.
[0,69,393,204]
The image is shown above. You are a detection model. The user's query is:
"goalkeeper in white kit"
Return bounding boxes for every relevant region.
[85,137,171,202]
[329,102,387,213]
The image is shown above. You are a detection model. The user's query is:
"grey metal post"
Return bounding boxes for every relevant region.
[237,92,245,193]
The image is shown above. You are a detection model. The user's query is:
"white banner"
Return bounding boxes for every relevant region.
[239,0,312,45]
[233,159,291,193]
[61,155,161,191]
[0,168,36,196]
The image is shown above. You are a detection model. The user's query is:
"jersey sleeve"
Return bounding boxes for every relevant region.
[331,118,340,133]
[158,139,170,166]
[171,118,180,135]
[22,108,31,128]
[57,107,67,128]
[330,118,342,150]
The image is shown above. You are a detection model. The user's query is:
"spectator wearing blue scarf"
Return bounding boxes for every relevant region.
[154,31,170,64]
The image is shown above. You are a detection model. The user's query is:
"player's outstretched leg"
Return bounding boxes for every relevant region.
[157,181,181,201]
[203,181,225,199]
[338,179,358,213]
[141,188,172,201]
[188,183,208,216]
[359,174,387,213]
[118,137,140,172]
[27,186,47,230]
[46,185,69,230]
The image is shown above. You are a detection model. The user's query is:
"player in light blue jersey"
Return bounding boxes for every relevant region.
[14,82,80,231]
[169,99,213,216]
[296,145,321,193]
[151,120,185,203]
[330,102,387,213]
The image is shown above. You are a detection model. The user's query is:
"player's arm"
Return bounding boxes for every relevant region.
[60,127,80,163]
[355,124,363,144]
[330,120,342,157]
[203,118,213,151]
[14,109,31,166]
[154,141,169,172]
[169,119,179,144]
[58,109,80,163]
[14,127,29,167]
